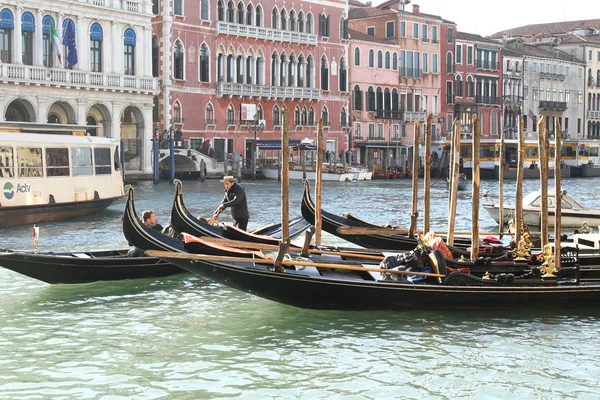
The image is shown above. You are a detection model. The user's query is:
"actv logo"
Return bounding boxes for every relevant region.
[3,182,14,200]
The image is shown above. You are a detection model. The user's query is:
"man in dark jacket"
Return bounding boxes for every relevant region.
[215,175,249,230]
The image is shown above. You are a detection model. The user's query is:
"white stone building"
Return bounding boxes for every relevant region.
[0,0,158,175]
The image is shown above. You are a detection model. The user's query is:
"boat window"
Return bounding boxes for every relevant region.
[46,148,70,177]
[530,196,541,207]
[94,148,111,175]
[561,199,572,209]
[0,146,14,178]
[480,145,496,159]
[525,147,538,158]
[17,147,43,178]
[72,147,93,176]
[113,146,121,171]
[459,146,472,159]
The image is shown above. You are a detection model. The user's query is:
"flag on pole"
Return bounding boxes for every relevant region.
[49,19,62,67]
[62,20,78,69]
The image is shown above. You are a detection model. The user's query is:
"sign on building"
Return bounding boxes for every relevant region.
[241,104,256,121]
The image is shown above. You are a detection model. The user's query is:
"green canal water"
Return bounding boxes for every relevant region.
[1,178,600,399]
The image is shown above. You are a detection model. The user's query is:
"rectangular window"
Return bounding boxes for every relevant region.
[402,124,407,137]
[533,63,538,72]
[524,61,528,71]
[566,66,570,75]
[524,86,528,99]
[433,95,438,115]
[447,27,453,43]
[72,147,93,176]
[566,90,570,103]
[432,26,438,43]
[17,147,43,178]
[413,23,419,39]
[0,29,11,63]
[124,45,135,75]
[400,21,406,37]
[578,91,583,103]
[455,44,462,64]
[201,0,209,20]
[598,51,600,61]
[0,146,14,178]
[385,21,395,38]
[589,49,593,61]
[368,123,375,137]
[90,40,102,72]
[533,88,538,101]
[393,124,400,139]
[422,24,428,42]
[22,31,33,65]
[354,122,362,137]
[94,148,112,175]
[578,118,581,134]
[422,52,428,73]
[432,53,438,74]
[467,46,473,64]
[43,33,51,67]
[446,114,453,132]
[46,148,69,177]
[367,26,375,37]
[378,123,384,137]
[565,117,569,132]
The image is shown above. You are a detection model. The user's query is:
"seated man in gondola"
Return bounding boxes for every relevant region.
[127,210,165,257]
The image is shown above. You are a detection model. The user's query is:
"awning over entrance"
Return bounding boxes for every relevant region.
[355,142,409,148]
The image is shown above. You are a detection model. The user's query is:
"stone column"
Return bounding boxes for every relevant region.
[144,26,152,76]
[112,21,119,73]
[76,15,86,71]
[35,10,44,66]
[15,7,23,64]
[142,103,154,174]
[57,14,64,68]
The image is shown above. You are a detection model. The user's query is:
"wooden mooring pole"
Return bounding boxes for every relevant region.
[409,120,420,237]
[554,119,562,269]
[538,117,549,247]
[515,115,525,244]
[498,126,505,233]
[424,114,432,233]
[315,118,324,246]
[471,115,481,260]
[281,108,290,244]
[447,118,461,246]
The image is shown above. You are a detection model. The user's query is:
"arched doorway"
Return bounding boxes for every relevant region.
[47,101,77,124]
[87,103,112,137]
[121,106,146,170]
[5,99,36,122]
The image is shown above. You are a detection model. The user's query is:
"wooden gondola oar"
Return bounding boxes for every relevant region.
[200,237,385,261]
[146,250,445,278]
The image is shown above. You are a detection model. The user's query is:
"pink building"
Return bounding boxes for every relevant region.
[348,0,448,172]
[152,0,350,167]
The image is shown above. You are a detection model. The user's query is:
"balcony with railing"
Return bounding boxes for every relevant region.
[205,119,216,127]
[81,0,148,13]
[367,134,385,141]
[216,21,318,46]
[475,59,500,71]
[588,110,600,119]
[216,82,321,100]
[476,95,501,105]
[0,63,158,93]
[375,110,404,120]
[404,111,427,122]
[539,101,568,111]
[503,95,523,104]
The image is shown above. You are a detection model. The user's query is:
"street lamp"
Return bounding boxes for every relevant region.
[251,115,264,180]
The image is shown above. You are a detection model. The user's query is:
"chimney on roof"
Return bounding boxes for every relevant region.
[412,4,420,14]
[365,1,372,6]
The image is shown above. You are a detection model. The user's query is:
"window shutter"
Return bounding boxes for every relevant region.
[343,18,348,39]
[326,16,330,37]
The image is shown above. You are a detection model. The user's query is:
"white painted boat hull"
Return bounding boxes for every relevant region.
[261,168,356,182]
[483,204,600,228]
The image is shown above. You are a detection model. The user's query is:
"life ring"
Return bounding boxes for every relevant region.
[580,144,585,150]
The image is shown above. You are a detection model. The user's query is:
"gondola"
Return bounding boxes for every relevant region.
[170,179,310,244]
[300,180,474,251]
[147,247,600,311]
[0,249,182,284]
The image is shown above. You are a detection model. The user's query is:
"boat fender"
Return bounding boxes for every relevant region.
[495,273,515,284]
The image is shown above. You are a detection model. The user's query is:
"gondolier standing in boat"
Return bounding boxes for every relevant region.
[215,175,249,231]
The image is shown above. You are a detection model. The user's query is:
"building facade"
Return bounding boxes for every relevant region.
[502,48,524,140]
[0,1,158,174]
[152,0,350,166]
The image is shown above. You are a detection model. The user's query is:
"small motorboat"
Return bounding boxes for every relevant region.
[483,190,600,228]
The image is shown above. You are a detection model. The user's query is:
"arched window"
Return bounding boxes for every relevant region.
[298,12,304,32]
[152,35,159,77]
[446,52,453,73]
[271,52,278,85]
[294,106,301,125]
[256,104,263,120]
[307,55,313,88]
[227,1,235,23]
[301,106,307,125]
[392,89,399,112]
[201,0,209,20]
[354,47,360,66]
[466,76,474,97]
[173,101,182,123]
[340,107,347,127]
[279,53,287,86]
[455,75,463,97]
[21,12,35,65]
[322,106,329,126]
[124,28,136,76]
[297,54,305,87]
[0,9,14,63]
[376,87,383,110]
[236,53,244,83]
[273,105,281,126]
[174,0,183,15]
[237,1,244,24]
[271,7,278,29]
[353,85,362,111]
[205,103,214,124]
[384,88,391,111]
[218,0,225,21]
[306,13,313,34]
[199,43,209,82]
[377,50,383,68]
[280,9,287,30]
[288,54,296,86]
[320,56,329,91]
[255,5,262,26]
[368,49,374,68]
[227,104,235,124]
[90,23,103,72]
[246,3,253,25]
[367,86,375,111]
[289,10,296,31]
[153,0,159,14]
[42,15,54,67]
[309,107,315,125]
[153,96,159,123]
[392,52,398,70]
[226,51,234,82]
[173,40,184,79]
[339,57,347,92]
[385,51,390,70]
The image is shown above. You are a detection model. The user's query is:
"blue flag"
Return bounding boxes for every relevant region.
[62,21,78,68]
